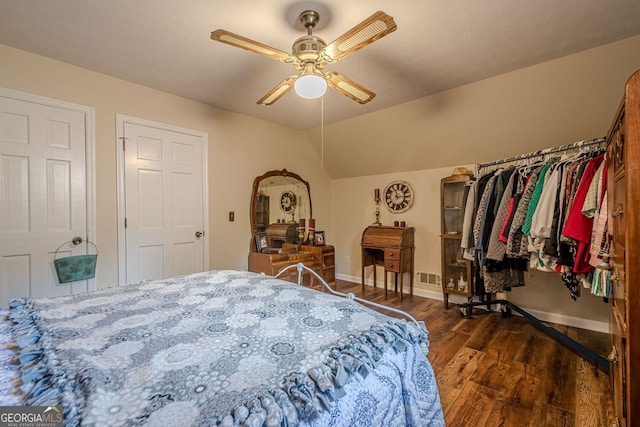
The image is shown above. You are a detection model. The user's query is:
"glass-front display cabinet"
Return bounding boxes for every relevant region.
[440,171,474,309]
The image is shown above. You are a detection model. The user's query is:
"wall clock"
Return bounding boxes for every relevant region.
[280,191,297,213]
[384,181,414,213]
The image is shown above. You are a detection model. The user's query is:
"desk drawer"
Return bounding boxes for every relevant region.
[385,248,401,260]
[323,252,335,268]
[385,259,400,272]
[323,267,335,284]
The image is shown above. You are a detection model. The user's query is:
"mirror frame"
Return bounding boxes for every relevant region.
[249,169,312,233]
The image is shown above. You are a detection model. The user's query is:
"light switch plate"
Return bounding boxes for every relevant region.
[229,211,234,221]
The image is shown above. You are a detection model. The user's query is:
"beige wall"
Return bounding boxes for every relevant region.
[312,34,640,179]
[0,44,332,288]
[330,36,640,331]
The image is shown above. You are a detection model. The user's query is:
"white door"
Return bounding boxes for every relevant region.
[0,91,94,307]
[119,118,207,284]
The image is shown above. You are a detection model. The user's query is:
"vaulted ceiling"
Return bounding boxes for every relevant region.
[2,1,640,177]
[2,0,640,129]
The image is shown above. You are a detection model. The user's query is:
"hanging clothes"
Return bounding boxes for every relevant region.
[505,167,540,258]
[529,162,562,271]
[499,172,527,243]
[561,154,605,274]
[486,170,516,261]
[460,179,478,261]
[482,169,527,293]
[464,138,610,300]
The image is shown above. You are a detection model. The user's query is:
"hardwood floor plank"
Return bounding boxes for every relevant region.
[574,358,610,427]
[428,329,471,372]
[465,314,506,351]
[446,382,498,426]
[549,348,577,410]
[482,398,513,427]
[513,330,553,373]
[452,309,492,335]
[436,347,485,418]
[473,352,525,397]
[537,405,574,427]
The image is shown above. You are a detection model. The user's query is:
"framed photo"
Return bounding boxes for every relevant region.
[254,232,268,252]
[315,230,325,246]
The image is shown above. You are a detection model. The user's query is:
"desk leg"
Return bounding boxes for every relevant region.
[361,261,365,293]
[373,265,377,288]
[400,272,404,301]
[410,247,414,297]
[384,269,388,298]
[394,272,398,293]
[410,267,414,297]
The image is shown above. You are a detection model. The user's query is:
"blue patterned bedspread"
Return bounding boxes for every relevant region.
[6,270,444,426]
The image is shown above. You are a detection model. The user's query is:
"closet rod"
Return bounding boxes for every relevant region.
[476,136,606,171]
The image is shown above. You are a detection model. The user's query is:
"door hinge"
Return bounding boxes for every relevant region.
[119,136,128,151]
[124,218,128,228]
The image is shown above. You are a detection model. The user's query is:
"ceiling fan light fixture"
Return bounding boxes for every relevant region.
[294,69,327,99]
[212,10,397,105]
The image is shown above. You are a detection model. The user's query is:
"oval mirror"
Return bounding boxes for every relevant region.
[250,169,312,234]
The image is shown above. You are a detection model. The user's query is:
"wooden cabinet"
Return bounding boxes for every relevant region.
[361,226,415,300]
[440,173,474,309]
[606,69,640,427]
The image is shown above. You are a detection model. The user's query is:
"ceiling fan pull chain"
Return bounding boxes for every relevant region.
[321,95,324,166]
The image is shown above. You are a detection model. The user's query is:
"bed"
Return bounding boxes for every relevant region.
[1,268,444,426]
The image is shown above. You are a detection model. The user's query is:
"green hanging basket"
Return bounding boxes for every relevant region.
[53,240,98,284]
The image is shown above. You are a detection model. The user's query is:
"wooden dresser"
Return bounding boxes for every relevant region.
[300,244,335,286]
[606,69,639,427]
[248,243,320,287]
[361,226,415,300]
[248,241,335,288]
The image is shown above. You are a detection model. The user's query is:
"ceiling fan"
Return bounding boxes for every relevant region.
[211,10,397,105]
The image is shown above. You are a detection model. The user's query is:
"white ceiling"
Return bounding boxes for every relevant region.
[1,0,640,131]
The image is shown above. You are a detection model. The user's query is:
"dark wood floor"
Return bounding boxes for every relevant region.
[332,279,613,427]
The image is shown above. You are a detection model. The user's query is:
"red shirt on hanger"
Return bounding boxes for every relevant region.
[561,154,605,273]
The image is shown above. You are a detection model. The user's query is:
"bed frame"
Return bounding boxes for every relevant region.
[276,263,428,341]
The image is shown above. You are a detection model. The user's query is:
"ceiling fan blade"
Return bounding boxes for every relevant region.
[211,29,299,64]
[320,11,397,63]
[325,72,376,104]
[257,76,298,105]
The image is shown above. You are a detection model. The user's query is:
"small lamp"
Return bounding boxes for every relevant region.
[294,63,327,99]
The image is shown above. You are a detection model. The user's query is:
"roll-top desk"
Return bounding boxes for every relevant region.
[361,226,415,300]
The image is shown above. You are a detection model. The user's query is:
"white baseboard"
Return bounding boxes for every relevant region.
[335,273,608,333]
[514,307,608,333]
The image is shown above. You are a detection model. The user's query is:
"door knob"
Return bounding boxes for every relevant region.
[72,236,83,245]
[195,231,204,238]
